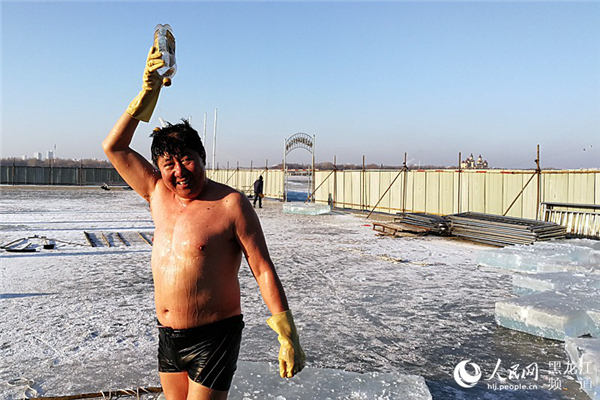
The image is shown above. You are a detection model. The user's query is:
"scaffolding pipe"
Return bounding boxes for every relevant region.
[402,152,408,213]
[283,140,287,202]
[366,157,405,219]
[333,156,337,208]
[212,108,218,173]
[536,144,541,220]
[306,168,336,203]
[503,145,542,217]
[225,167,238,184]
[311,135,316,202]
[362,156,366,211]
[457,152,462,214]
[503,171,537,216]
[203,112,207,146]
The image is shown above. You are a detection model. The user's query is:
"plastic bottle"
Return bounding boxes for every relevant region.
[153,24,177,86]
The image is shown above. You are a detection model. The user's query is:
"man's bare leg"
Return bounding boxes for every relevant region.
[187,379,229,400]
[160,372,188,400]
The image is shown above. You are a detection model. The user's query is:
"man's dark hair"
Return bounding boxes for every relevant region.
[150,119,206,166]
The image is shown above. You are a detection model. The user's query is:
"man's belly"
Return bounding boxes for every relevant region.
[152,262,242,329]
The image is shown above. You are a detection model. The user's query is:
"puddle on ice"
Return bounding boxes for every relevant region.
[0,187,592,399]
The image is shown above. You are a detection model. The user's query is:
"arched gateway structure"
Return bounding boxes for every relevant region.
[283,133,315,202]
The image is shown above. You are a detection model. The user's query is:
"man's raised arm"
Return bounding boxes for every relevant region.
[102,47,165,202]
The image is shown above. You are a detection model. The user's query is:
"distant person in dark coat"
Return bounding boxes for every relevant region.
[253,176,264,208]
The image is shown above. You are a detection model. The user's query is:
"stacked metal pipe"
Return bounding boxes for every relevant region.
[394,213,451,235]
[447,212,566,246]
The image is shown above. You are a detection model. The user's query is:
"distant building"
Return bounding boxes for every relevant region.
[33,152,43,161]
[461,153,489,169]
[47,150,55,160]
[21,155,27,160]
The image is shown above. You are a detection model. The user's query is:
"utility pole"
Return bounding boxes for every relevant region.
[212,108,218,172]
[203,112,207,145]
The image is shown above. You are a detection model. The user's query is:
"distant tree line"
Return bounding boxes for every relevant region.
[1,157,114,168]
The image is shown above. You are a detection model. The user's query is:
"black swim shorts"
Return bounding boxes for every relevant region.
[157,315,244,391]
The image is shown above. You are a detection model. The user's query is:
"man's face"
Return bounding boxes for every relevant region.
[157,149,206,199]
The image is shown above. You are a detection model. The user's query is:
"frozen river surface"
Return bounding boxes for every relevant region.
[0,187,590,399]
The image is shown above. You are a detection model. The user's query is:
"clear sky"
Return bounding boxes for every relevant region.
[1,1,599,169]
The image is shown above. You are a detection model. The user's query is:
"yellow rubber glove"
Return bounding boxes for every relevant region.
[126,47,165,122]
[266,310,306,378]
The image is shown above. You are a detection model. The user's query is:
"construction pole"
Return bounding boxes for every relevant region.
[362,156,366,211]
[536,144,541,220]
[203,112,207,146]
[457,152,462,214]
[283,139,287,202]
[212,108,218,173]
[312,135,316,203]
[333,155,337,209]
[402,152,408,213]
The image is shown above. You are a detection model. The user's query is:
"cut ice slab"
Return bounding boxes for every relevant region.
[495,291,600,341]
[229,361,432,400]
[477,240,600,274]
[565,337,600,400]
[282,203,332,216]
[512,272,600,296]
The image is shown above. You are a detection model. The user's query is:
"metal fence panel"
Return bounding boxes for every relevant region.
[369,171,383,212]
[0,166,125,186]
[389,171,402,213]
[596,173,600,207]
[413,171,427,212]
[459,171,470,213]
[485,172,504,216]
[502,173,524,218]
[5,166,598,219]
[439,172,455,215]
[569,173,595,205]
[544,173,569,204]
[351,171,362,210]
[404,170,415,213]
[473,172,487,213]
[424,171,439,214]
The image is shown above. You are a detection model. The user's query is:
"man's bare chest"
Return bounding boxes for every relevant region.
[151,201,234,256]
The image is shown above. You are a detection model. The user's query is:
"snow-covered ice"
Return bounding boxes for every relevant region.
[0,186,592,399]
[282,203,331,216]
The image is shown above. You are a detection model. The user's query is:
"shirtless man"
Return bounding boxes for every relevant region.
[103,46,305,400]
